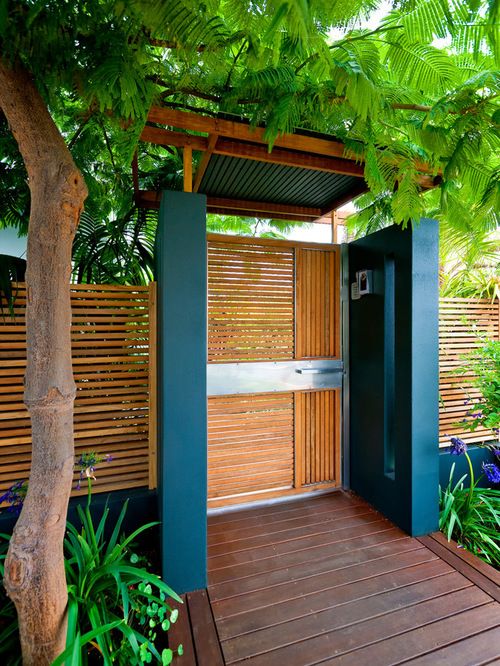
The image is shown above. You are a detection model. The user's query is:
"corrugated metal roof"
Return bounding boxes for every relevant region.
[199,155,361,209]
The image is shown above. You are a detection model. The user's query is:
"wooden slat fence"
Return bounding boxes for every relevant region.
[0,282,157,500]
[2,279,495,504]
[208,393,294,499]
[439,297,499,447]
[208,239,295,362]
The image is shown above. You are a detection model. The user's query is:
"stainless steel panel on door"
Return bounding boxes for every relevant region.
[207,359,343,396]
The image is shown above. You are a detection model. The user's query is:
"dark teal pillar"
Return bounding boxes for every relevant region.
[155,190,207,593]
[349,220,439,536]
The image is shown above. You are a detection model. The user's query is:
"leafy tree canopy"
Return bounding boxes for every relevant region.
[1,0,499,283]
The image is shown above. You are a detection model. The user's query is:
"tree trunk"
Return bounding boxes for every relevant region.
[0,60,87,664]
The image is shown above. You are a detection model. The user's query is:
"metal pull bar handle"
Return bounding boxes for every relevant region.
[296,368,336,374]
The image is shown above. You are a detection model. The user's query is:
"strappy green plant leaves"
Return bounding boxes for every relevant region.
[439,462,500,567]
[61,499,182,663]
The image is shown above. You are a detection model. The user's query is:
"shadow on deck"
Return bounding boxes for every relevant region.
[170,491,500,665]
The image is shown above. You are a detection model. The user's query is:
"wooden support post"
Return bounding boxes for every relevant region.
[148,281,158,490]
[183,145,193,192]
[193,133,218,192]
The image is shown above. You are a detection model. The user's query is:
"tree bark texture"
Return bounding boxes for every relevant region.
[0,59,87,664]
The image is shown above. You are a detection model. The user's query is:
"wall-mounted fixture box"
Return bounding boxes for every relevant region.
[356,269,373,296]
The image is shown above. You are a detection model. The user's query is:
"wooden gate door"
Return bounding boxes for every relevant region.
[207,234,342,507]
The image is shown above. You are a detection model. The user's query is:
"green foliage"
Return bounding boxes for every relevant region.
[207,214,310,238]
[440,269,500,300]
[348,182,499,296]
[58,499,183,664]
[0,255,26,316]
[0,463,184,664]
[439,461,500,568]
[459,339,500,433]
[0,118,30,234]
[1,0,499,248]
[72,209,156,285]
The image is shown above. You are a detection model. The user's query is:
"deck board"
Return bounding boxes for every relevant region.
[220,572,475,663]
[208,517,394,570]
[209,537,421,601]
[172,491,500,665]
[208,527,409,584]
[187,589,225,666]
[168,594,196,666]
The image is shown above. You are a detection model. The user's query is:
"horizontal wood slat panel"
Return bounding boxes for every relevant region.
[439,298,499,447]
[208,393,294,502]
[0,283,156,500]
[208,240,294,362]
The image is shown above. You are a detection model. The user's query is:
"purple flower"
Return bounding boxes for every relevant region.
[482,462,500,484]
[450,437,468,456]
[0,480,28,515]
[75,451,113,489]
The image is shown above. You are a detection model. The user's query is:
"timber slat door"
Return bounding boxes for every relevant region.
[207,234,341,507]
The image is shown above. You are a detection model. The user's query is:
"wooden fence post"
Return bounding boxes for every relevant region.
[148,281,158,490]
[498,296,500,341]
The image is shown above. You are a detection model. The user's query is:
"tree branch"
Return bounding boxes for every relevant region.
[99,117,117,172]
[224,39,248,90]
[68,110,94,150]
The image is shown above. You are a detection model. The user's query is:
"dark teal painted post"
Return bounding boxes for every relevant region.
[349,220,439,536]
[155,190,207,593]
[410,221,440,534]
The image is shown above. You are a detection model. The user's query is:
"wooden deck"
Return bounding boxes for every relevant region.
[170,491,500,665]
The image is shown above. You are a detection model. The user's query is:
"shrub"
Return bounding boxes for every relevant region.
[459,338,500,436]
[439,439,500,569]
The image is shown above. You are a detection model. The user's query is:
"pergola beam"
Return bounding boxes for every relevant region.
[147,106,352,161]
[214,138,364,177]
[207,197,322,218]
[140,125,364,177]
[145,107,437,176]
[140,125,208,151]
[135,190,326,221]
[207,207,314,222]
